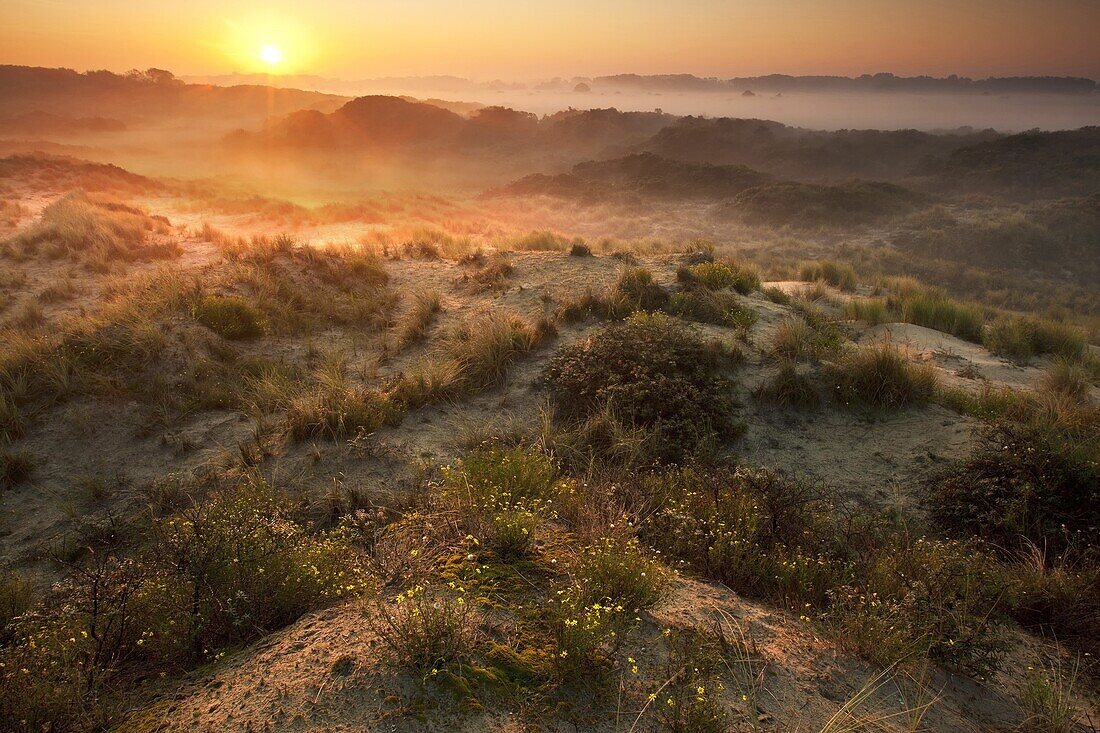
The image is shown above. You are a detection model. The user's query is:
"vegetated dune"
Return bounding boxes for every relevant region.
[728,179,927,226]
[0,111,126,136]
[935,126,1100,199]
[0,153,159,194]
[890,195,1100,286]
[491,152,771,201]
[635,116,1000,180]
[228,95,675,158]
[0,65,347,123]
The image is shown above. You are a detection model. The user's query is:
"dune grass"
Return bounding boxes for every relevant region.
[829,341,939,409]
[2,192,179,271]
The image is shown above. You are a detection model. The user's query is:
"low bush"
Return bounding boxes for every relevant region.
[642,465,1004,673]
[442,445,562,558]
[375,585,480,673]
[569,242,593,257]
[572,537,667,611]
[677,261,760,294]
[668,288,757,330]
[544,313,740,462]
[192,295,265,340]
[928,419,1100,555]
[0,475,366,729]
[829,341,939,409]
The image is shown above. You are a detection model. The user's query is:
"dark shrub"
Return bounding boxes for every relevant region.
[544,312,739,462]
[569,242,593,257]
[615,267,669,312]
[928,419,1100,554]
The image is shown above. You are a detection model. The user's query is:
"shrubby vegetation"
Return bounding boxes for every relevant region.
[0,474,366,729]
[544,312,741,462]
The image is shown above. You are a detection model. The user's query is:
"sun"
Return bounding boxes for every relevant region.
[259,45,284,65]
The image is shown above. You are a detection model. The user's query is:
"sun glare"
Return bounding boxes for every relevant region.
[259,45,283,65]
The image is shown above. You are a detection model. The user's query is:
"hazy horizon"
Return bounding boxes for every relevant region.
[4,0,1099,79]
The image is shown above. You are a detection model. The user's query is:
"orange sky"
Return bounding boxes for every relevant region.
[2,0,1099,79]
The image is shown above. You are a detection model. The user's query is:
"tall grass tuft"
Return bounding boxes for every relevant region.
[829,341,939,409]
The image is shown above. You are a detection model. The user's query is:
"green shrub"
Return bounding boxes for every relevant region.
[799,260,857,291]
[443,445,561,558]
[668,289,757,330]
[678,261,760,294]
[928,419,1100,554]
[572,537,667,611]
[984,316,1086,362]
[544,313,740,462]
[0,475,366,729]
[549,590,630,679]
[192,295,265,339]
[642,465,1004,672]
[826,536,1005,674]
[829,342,939,409]
[375,585,480,673]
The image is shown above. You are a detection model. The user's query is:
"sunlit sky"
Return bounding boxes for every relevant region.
[3,0,1099,79]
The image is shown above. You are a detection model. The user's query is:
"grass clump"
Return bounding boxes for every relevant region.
[984,316,1087,362]
[1021,657,1082,733]
[398,289,442,346]
[192,294,265,340]
[829,341,939,409]
[1039,357,1093,401]
[769,311,843,363]
[2,192,178,270]
[443,311,542,392]
[0,448,34,490]
[569,242,593,257]
[544,312,740,462]
[615,266,669,312]
[842,297,890,325]
[287,352,402,440]
[754,363,821,408]
[894,289,985,342]
[799,260,857,291]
